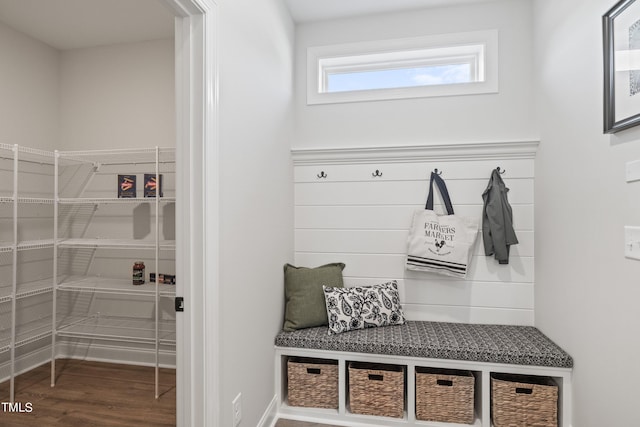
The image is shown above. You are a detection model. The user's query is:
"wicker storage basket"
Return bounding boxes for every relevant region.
[415,367,475,424]
[348,362,405,418]
[492,373,558,427]
[287,357,338,409]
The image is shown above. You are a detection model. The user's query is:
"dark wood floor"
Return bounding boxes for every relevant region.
[0,359,175,427]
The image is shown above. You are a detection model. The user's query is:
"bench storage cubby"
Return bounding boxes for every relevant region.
[287,357,338,409]
[415,367,476,424]
[491,373,559,427]
[348,361,405,419]
[275,321,573,427]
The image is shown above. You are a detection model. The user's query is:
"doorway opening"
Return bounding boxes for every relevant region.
[0,0,218,425]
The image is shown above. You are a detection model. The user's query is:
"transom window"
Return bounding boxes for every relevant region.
[307,30,498,105]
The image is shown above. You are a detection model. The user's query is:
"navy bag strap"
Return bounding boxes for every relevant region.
[425,172,455,215]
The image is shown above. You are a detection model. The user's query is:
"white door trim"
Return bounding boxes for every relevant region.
[164,1,219,426]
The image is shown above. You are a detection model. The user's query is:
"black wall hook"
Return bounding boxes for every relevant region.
[317,171,327,179]
[496,167,506,174]
[433,168,443,176]
[372,169,383,178]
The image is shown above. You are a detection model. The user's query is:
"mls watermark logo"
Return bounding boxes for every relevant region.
[1,402,33,413]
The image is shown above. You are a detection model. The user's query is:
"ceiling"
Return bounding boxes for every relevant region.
[0,0,175,50]
[0,0,494,51]
[284,0,495,23]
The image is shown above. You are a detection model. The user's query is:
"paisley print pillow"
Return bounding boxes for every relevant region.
[322,280,405,335]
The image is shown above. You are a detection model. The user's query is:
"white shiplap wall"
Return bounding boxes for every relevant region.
[293,141,538,326]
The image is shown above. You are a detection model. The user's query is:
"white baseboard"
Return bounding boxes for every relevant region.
[259,395,278,427]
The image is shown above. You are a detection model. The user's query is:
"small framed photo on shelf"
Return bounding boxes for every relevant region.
[604,0,640,133]
[118,175,137,198]
[144,174,163,198]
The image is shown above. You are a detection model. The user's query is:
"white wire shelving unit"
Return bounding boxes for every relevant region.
[51,146,176,399]
[56,315,176,345]
[0,338,10,355]
[58,197,176,205]
[57,238,175,250]
[0,143,56,402]
[56,276,176,297]
[0,145,176,401]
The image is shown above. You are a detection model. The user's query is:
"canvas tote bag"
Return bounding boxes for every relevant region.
[406,172,478,278]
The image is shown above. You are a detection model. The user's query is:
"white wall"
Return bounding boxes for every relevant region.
[58,39,175,151]
[290,1,538,326]
[0,22,174,152]
[534,0,640,425]
[293,0,536,148]
[217,0,294,425]
[0,22,59,150]
[0,25,174,153]
[293,147,537,326]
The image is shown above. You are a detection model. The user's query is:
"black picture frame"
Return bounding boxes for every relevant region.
[604,0,640,133]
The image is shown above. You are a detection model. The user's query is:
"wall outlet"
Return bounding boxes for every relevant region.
[625,226,640,260]
[232,393,242,426]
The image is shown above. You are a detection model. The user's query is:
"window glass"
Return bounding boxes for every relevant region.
[326,63,474,93]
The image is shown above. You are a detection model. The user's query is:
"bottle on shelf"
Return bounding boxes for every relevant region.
[133,261,146,285]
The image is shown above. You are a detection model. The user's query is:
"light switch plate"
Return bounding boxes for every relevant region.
[626,159,640,182]
[625,226,640,260]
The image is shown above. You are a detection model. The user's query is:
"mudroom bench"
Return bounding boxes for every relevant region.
[274,321,573,427]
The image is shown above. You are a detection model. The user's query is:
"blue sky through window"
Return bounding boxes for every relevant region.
[327,63,472,93]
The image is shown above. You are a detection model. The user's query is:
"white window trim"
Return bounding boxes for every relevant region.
[307,29,499,105]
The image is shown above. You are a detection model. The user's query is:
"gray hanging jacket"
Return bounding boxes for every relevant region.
[482,169,518,264]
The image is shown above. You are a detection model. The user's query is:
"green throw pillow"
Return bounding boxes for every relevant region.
[283,263,345,331]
